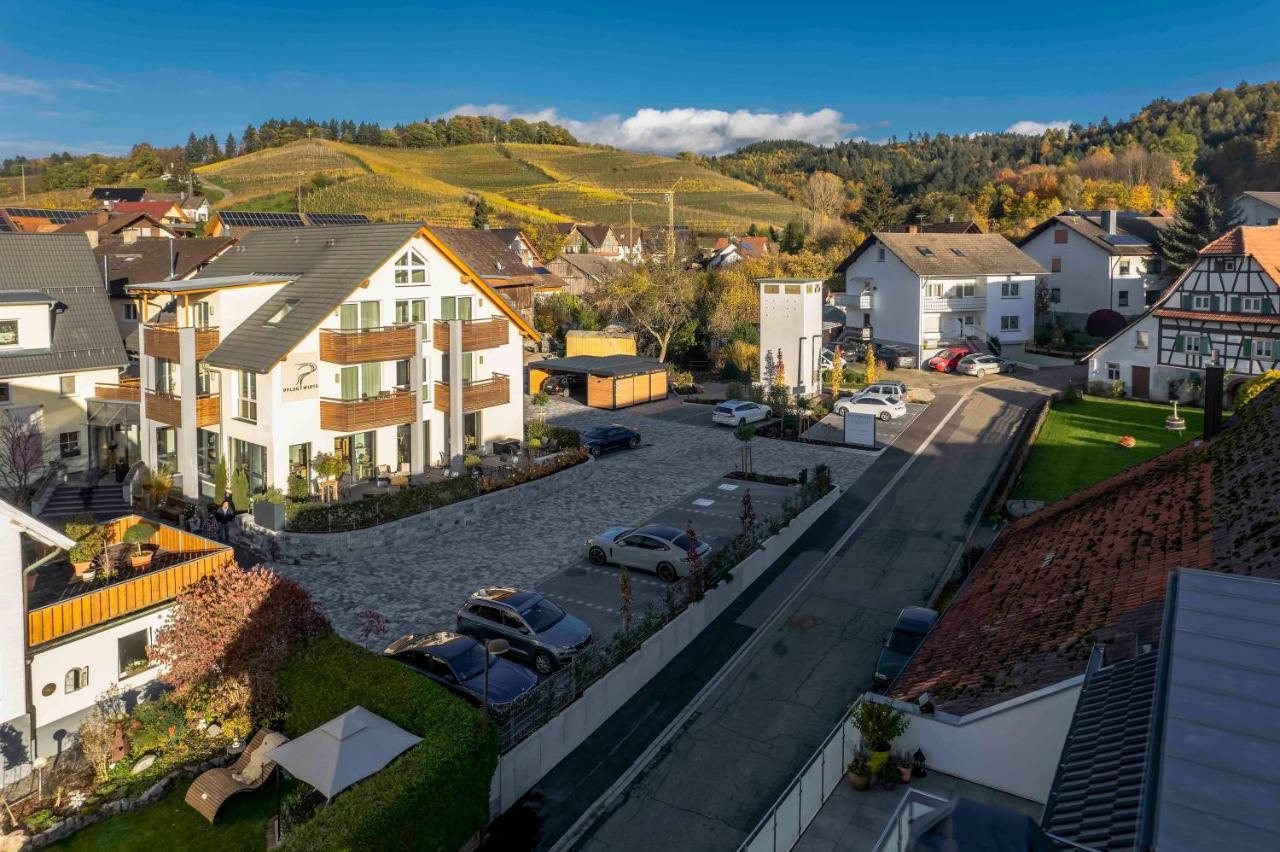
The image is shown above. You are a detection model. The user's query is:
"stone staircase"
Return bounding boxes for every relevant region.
[39,481,132,521]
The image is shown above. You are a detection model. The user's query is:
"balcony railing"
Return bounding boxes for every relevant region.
[432,316,509,352]
[26,516,233,647]
[142,323,220,361]
[319,324,418,364]
[319,388,416,432]
[433,374,510,414]
[95,378,141,403]
[145,391,220,428]
[922,296,985,313]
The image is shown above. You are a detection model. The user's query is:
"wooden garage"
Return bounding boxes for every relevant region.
[529,355,668,410]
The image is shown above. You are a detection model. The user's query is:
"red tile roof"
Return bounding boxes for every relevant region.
[1153,307,1280,325]
[892,384,1280,715]
[1200,225,1280,283]
[112,200,186,221]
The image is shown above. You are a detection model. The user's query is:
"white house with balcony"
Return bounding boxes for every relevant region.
[835,231,1044,363]
[1086,225,1280,402]
[757,278,824,396]
[1018,209,1174,328]
[128,223,538,501]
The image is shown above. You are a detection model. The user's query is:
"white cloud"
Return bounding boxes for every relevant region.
[0,74,118,99]
[443,104,858,154]
[1005,119,1072,136]
[0,74,52,97]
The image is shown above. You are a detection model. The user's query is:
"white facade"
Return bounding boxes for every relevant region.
[136,230,529,500]
[841,245,1036,363]
[758,279,823,396]
[1233,193,1280,227]
[1020,222,1163,325]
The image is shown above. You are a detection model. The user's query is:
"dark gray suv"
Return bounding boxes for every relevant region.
[456,587,593,675]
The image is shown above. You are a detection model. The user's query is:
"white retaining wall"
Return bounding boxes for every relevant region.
[489,484,844,816]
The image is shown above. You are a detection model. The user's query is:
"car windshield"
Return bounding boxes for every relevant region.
[521,598,565,632]
[886,629,921,654]
[449,644,490,680]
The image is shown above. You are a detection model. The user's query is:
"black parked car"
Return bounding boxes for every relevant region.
[384,631,538,710]
[457,587,593,675]
[541,373,583,395]
[580,425,641,456]
[857,343,916,370]
[874,606,939,687]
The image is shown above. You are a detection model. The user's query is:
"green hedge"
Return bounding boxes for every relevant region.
[276,634,498,852]
[285,474,480,532]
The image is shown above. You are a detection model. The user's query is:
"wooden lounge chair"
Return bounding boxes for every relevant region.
[185,729,287,823]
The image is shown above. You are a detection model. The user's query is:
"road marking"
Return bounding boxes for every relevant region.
[548,389,979,852]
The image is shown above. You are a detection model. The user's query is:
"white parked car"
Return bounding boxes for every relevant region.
[712,400,772,426]
[834,393,906,421]
[586,525,712,582]
[857,381,909,403]
[956,354,1015,377]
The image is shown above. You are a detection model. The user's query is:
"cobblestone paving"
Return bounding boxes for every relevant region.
[271,396,873,648]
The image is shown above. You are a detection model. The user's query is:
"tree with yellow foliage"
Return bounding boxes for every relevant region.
[863,347,879,386]
[830,345,845,398]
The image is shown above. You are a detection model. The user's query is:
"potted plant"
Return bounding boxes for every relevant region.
[142,468,172,509]
[876,761,899,791]
[65,516,104,577]
[252,487,286,531]
[312,452,349,503]
[846,751,872,791]
[895,751,914,783]
[851,700,909,774]
[122,522,157,569]
[464,454,482,475]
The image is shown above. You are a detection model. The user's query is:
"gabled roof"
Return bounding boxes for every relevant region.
[91,187,145,202]
[576,224,614,248]
[892,381,1280,715]
[431,227,566,293]
[95,236,236,296]
[881,221,983,234]
[0,233,129,378]
[112,200,187,221]
[1240,190,1280,209]
[1017,212,1170,257]
[57,210,171,237]
[199,223,536,373]
[549,252,621,284]
[843,232,1045,278]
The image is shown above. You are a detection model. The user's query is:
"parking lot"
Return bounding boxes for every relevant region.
[801,402,928,450]
[536,476,799,641]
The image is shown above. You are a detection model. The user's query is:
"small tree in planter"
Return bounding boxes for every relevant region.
[734,423,756,475]
[122,522,157,569]
[846,750,872,791]
[312,452,350,503]
[464,454,482,475]
[851,700,909,773]
[142,467,172,509]
[65,515,105,577]
[252,487,286,531]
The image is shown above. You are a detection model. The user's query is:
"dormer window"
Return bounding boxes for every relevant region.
[0,319,17,347]
[394,250,428,285]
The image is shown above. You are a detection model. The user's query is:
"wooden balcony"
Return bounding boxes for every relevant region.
[432,317,509,352]
[433,374,510,414]
[320,389,416,432]
[145,391,220,428]
[95,378,141,403]
[26,516,233,647]
[143,324,220,361]
[320,325,418,364]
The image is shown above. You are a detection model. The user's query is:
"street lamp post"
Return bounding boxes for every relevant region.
[481,638,510,711]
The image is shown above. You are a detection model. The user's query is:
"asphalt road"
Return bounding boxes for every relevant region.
[477,367,1077,852]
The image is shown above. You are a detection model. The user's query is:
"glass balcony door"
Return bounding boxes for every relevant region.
[340,301,381,331]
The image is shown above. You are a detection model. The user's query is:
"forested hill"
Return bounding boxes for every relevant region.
[704,81,1280,235]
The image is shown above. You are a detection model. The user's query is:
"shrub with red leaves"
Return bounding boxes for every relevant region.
[150,564,330,720]
[1085,309,1127,339]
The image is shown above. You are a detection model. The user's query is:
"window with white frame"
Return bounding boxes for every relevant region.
[1001,281,1021,298]
[1000,315,1019,331]
[1256,338,1275,359]
[118,629,149,677]
[924,283,943,298]
[1119,261,1131,276]
[1106,363,1121,381]
[1212,257,1237,272]
[1183,333,1201,353]
[1135,330,1150,349]
[421,357,431,398]
[394,250,428,284]
[1118,290,1129,308]
[1192,295,1211,310]
[123,303,138,321]
[1242,296,1263,313]
[237,370,257,422]
[59,375,75,396]
[64,667,89,693]
[59,431,80,458]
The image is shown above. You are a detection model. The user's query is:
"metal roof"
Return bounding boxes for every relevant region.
[1147,569,1280,851]
[0,233,128,378]
[529,354,665,377]
[125,272,296,294]
[0,290,56,305]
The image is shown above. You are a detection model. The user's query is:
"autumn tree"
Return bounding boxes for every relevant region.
[0,409,58,510]
[150,564,330,721]
[592,260,701,361]
[801,171,845,225]
[830,345,845,397]
[863,347,879,386]
[1155,184,1242,273]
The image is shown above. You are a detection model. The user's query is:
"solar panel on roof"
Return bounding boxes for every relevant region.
[218,210,306,228]
[1102,234,1149,246]
[307,212,371,226]
[2,207,88,224]
[0,217,11,232]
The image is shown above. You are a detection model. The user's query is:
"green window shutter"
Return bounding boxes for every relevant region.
[1242,338,1253,358]
[1211,295,1221,312]
[1263,299,1276,315]
[1181,293,1192,309]
[1230,295,1241,312]
[1201,334,1211,355]
[1173,334,1184,352]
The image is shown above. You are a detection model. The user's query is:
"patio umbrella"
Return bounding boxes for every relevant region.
[263,705,421,799]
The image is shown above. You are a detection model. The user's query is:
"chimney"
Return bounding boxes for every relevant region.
[1102,209,1118,235]
[1204,358,1225,439]
[906,224,919,234]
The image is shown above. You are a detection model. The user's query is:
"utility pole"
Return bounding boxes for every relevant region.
[20,164,26,201]
[297,172,303,213]
[664,178,683,262]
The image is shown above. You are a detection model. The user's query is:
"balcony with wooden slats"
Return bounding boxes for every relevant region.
[144,391,220,428]
[142,324,220,361]
[319,389,416,432]
[95,377,141,403]
[433,374,510,414]
[26,516,234,647]
[319,325,418,364]
[432,317,508,352]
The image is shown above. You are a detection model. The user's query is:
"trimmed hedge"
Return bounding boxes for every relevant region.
[285,474,479,532]
[276,634,498,852]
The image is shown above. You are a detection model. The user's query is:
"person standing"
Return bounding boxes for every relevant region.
[215,495,235,542]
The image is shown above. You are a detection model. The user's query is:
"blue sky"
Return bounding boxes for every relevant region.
[2,0,1279,158]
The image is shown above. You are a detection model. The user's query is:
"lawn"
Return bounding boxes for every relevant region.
[49,779,275,852]
[1010,395,1204,505]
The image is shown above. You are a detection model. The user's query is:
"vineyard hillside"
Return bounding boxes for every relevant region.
[196,140,805,232]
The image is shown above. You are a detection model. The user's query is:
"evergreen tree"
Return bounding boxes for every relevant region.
[224,133,238,160]
[470,196,492,229]
[204,134,220,162]
[854,176,901,232]
[779,219,806,253]
[1155,184,1243,272]
[746,223,758,237]
[768,225,780,242]
[184,132,201,164]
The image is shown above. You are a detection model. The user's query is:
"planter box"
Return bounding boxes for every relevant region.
[253,500,285,531]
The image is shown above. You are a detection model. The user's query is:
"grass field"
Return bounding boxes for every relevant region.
[195,140,805,232]
[1011,396,1204,505]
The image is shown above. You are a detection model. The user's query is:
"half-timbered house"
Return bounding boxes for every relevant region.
[1087,225,1280,402]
